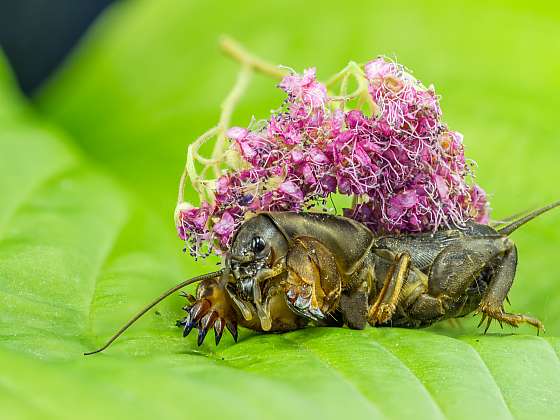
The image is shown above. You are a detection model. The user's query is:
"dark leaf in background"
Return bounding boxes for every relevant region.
[0,0,114,94]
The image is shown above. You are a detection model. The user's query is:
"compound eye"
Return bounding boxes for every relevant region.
[251,236,266,253]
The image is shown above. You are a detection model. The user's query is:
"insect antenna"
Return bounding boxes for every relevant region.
[84,269,224,356]
[490,208,533,229]
[498,200,560,236]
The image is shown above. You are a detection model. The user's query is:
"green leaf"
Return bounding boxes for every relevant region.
[37,0,560,332]
[2,0,560,419]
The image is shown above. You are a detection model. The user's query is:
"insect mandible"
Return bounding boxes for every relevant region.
[85,201,559,354]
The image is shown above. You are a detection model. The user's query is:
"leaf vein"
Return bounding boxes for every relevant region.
[367,338,447,420]
[538,336,560,366]
[461,340,515,420]
[280,334,386,419]
[82,200,130,336]
[369,336,448,420]
[0,160,77,240]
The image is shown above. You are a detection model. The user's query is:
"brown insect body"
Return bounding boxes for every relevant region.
[178,202,560,346]
[85,202,559,354]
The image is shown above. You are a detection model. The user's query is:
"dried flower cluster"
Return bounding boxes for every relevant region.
[177,57,489,256]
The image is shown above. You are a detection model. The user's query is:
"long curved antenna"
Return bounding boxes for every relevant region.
[489,207,535,229]
[84,269,224,355]
[498,200,560,236]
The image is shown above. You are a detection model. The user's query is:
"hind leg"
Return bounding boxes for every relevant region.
[406,237,509,324]
[477,242,544,333]
[406,237,543,332]
[407,239,503,320]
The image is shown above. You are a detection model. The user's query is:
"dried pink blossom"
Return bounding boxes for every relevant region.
[213,211,236,247]
[178,58,489,256]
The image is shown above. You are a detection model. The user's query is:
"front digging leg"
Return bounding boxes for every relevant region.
[282,236,342,322]
[178,277,239,346]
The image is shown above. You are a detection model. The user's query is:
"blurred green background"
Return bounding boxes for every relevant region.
[1,0,560,419]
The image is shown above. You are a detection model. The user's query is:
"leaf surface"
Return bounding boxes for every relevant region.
[2,1,560,419]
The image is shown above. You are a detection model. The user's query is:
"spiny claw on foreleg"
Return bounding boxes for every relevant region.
[177,292,238,346]
[182,317,194,337]
[226,320,238,343]
[177,306,196,337]
[214,318,225,346]
[177,307,197,338]
[197,327,209,346]
[190,299,211,323]
[198,311,218,346]
[183,323,194,337]
[283,280,326,322]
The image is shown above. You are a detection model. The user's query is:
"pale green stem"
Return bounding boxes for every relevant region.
[211,64,253,177]
[178,37,378,226]
[177,35,290,218]
[178,126,219,207]
[219,35,289,80]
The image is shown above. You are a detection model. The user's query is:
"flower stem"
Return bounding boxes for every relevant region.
[178,36,290,216]
[219,35,289,79]
[212,63,253,177]
[178,126,219,207]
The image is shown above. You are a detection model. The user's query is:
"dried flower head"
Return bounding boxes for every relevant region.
[176,51,489,257]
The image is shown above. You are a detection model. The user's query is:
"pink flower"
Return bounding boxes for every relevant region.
[178,202,214,235]
[364,58,394,80]
[216,176,230,195]
[434,175,450,203]
[470,185,490,224]
[226,126,249,141]
[388,190,419,219]
[330,109,345,136]
[309,147,329,164]
[290,149,305,163]
[301,164,316,184]
[213,211,236,245]
[278,181,304,201]
[179,57,489,257]
[279,68,327,109]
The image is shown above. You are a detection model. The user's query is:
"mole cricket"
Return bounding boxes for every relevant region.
[85,201,559,355]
